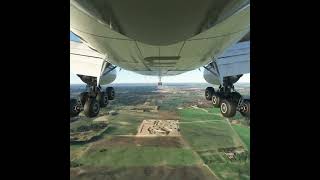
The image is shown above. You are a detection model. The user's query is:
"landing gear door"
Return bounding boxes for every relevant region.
[70,41,106,80]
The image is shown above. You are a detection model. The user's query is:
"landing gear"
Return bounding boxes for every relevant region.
[205,87,221,107]
[205,87,214,100]
[70,98,81,117]
[211,93,221,108]
[205,84,250,118]
[79,92,89,106]
[220,99,237,117]
[83,98,100,117]
[70,84,115,118]
[239,99,250,118]
[106,87,115,100]
[96,91,108,107]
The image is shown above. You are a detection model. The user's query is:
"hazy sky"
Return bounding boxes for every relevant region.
[70,32,250,84]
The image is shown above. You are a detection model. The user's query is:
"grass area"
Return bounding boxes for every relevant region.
[179,108,225,122]
[180,121,242,151]
[179,108,242,151]
[70,117,94,131]
[70,144,89,160]
[198,150,250,180]
[232,125,250,150]
[103,114,141,135]
[207,161,250,180]
[160,93,200,110]
[75,147,200,168]
[179,108,250,179]
[101,111,158,136]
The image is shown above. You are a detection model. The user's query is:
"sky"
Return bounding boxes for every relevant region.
[70,32,250,84]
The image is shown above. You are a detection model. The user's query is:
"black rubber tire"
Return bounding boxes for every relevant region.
[220,99,237,118]
[79,92,89,106]
[96,91,108,107]
[205,87,214,100]
[211,93,221,108]
[106,87,115,100]
[70,98,80,117]
[83,98,100,117]
[240,99,250,118]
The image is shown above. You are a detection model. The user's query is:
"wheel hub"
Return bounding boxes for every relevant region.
[93,103,99,113]
[205,90,210,98]
[104,96,108,104]
[212,96,217,104]
[221,103,228,113]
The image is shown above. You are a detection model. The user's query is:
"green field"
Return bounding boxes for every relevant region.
[179,108,250,180]
[75,147,200,168]
[179,108,243,150]
[70,85,250,180]
[207,161,250,180]
[232,125,250,150]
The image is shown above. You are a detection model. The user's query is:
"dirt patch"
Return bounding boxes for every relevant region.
[70,165,218,180]
[90,136,186,149]
[137,120,180,136]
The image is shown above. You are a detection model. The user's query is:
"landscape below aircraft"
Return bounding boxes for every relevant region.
[70,0,250,118]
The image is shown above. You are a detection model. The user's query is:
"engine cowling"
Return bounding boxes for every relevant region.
[99,68,117,85]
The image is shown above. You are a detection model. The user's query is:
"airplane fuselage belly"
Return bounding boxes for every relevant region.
[70,0,250,76]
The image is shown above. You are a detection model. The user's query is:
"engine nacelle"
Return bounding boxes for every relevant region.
[99,68,117,85]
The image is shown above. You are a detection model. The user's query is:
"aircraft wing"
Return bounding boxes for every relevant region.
[216,40,250,78]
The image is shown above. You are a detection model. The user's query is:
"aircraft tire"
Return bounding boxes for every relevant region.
[240,99,250,118]
[96,91,108,107]
[220,99,236,117]
[70,98,80,117]
[205,87,214,100]
[106,87,115,100]
[84,98,100,117]
[212,93,221,108]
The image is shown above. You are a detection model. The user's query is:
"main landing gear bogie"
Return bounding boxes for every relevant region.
[205,86,250,118]
[70,86,115,118]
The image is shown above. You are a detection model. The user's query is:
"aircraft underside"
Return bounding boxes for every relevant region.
[70,0,250,119]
